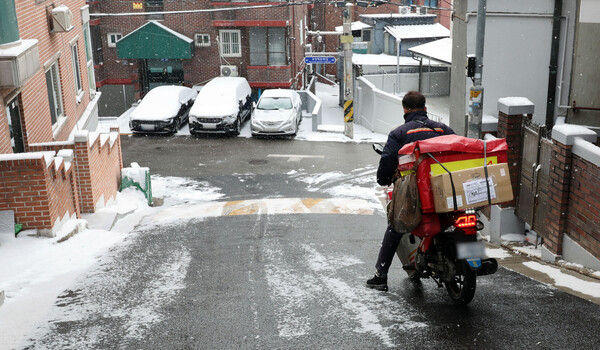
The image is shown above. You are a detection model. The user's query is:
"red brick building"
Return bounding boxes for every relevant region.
[88,0,310,116]
[1,0,99,154]
[0,0,122,235]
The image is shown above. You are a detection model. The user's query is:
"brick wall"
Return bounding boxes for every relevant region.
[567,155,600,258]
[497,111,531,207]
[92,1,309,97]
[0,154,77,234]
[29,129,122,213]
[1,0,95,153]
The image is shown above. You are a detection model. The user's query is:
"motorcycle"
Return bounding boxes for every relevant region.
[373,143,498,305]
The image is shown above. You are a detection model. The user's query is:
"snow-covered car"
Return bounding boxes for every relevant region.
[129,85,198,134]
[251,89,303,136]
[188,77,253,136]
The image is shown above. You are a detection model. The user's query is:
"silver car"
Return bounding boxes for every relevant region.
[251,89,303,136]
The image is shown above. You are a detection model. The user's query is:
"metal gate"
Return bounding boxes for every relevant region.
[516,122,552,236]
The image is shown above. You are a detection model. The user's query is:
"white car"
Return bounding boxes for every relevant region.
[251,89,303,136]
[129,86,198,134]
[188,77,253,136]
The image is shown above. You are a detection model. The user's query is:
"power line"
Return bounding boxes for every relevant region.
[90,2,310,16]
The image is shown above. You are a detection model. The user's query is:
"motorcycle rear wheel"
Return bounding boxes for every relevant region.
[444,269,476,305]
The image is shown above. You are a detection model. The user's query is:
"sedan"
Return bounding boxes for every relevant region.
[129,86,198,134]
[251,89,303,137]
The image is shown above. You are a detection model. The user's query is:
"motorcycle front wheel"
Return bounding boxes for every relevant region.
[444,269,476,305]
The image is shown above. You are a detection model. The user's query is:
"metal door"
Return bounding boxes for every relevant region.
[516,122,551,236]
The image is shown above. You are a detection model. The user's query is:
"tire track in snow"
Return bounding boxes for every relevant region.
[302,244,427,348]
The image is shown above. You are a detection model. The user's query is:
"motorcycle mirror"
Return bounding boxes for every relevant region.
[372,143,384,155]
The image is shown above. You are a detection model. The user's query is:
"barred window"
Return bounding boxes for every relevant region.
[219,30,241,57]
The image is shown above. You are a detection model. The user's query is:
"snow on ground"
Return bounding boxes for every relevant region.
[523,261,600,298]
[3,83,600,347]
[97,82,418,143]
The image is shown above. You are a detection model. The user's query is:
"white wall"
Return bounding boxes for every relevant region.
[450,0,577,132]
[355,77,404,134]
[361,71,450,96]
[466,8,553,125]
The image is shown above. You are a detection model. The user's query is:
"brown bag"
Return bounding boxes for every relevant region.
[387,172,422,233]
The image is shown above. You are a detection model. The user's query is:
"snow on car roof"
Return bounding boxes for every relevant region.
[131,86,197,121]
[189,77,251,117]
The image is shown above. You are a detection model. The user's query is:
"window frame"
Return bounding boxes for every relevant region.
[83,22,97,98]
[219,29,242,57]
[45,61,64,127]
[107,32,123,48]
[249,27,288,66]
[71,41,83,100]
[194,33,210,47]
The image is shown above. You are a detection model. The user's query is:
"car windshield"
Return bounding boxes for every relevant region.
[257,97,292,110]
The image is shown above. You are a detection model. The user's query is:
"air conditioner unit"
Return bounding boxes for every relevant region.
[51,6,73,32]
[419,6,428,15]
[399,6,410,14]
[220,65,238,77]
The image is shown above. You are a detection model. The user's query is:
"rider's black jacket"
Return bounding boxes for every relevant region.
[377,110,455,186]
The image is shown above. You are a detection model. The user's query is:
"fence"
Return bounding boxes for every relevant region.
[496,98,600,270]
[0,127,123,236]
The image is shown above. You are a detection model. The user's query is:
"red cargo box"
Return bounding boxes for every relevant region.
[397,135,509,213]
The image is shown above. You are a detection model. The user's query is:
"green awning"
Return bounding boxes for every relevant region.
[116,21,193,59]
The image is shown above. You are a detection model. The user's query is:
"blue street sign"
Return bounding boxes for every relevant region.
[304,56,337,64]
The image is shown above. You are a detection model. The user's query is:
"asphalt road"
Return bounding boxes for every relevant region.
[19,135,600,349]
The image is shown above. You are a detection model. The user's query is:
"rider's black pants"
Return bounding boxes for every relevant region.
[375,226,405,276]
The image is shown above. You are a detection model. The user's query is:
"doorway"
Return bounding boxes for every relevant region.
[141,59,184,94]
[5,96,24,153]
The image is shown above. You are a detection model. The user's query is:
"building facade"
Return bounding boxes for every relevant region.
[1,0,99,154]
[89,0,310,116]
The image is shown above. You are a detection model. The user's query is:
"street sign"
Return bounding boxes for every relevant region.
[304,56,337,64]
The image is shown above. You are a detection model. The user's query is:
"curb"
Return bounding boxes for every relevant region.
[498,242,600,282]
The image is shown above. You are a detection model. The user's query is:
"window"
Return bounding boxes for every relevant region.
[45,62,64,125]
[424,0,438,7]
[91,25,103,64]
[362,29,371,42]
[219,30,241,57]
[194,33,210,47]
[83,23,96,97]
[146,0,164,20]
[107,33,123,48]
[71,42,83,96]
[249,27,287,66]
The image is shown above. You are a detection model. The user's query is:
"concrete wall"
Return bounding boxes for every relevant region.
[567,0,600,127]
[450,0,578,135]
[361,71,450,96]
[355,77,404,134]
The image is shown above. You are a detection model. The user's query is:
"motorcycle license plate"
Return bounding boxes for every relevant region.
[456,242,485,259]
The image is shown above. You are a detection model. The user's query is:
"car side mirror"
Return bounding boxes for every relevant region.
[253,102,256,108]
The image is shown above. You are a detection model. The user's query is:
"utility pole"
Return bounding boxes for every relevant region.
[467,0,487,139]
[342,2,354,139]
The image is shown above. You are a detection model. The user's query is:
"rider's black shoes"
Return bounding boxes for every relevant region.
[366,273,388,291]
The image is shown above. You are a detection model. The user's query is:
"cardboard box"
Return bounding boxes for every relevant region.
[430,163,513,213]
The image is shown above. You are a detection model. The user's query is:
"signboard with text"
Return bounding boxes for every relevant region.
[304,56,337,64]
